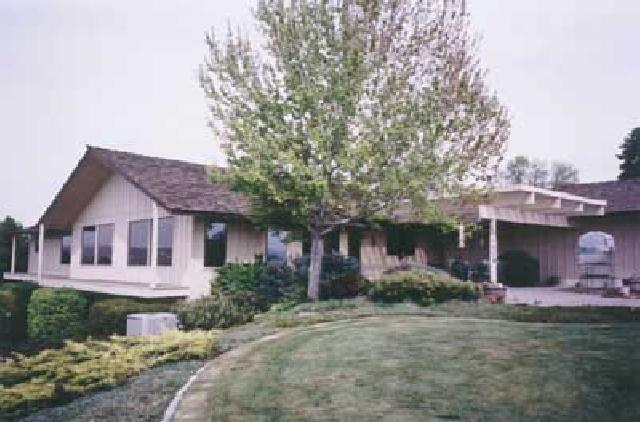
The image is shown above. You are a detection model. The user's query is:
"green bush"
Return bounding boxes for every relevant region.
[499,250,540,286]
[177,291,260,330]
[0,290,16,341]
[87,298,176,337]
[0,282,38,342]
[215,263,307,309]
[0,330,220,420]
[320,272,368,299]
[367,270,481,305]
[216,263,263,292]
[27,288,89,343]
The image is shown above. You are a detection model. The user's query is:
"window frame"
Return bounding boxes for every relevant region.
[204,221,227,268]
[60,234,72,265]
[157,216,174,267]
[128,219,153,267]
[81,226,97,265]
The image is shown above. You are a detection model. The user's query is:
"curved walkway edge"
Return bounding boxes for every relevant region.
[168,331,287,422]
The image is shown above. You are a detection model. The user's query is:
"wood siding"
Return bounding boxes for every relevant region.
[442,214,640,284]
[360,230,429,279]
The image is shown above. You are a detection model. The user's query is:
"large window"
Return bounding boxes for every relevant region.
[204,222,226,267]
[386,226,415,258]
[157,217,173,266]
[266,230,288,264]
[324,230,340,255]
[348,230,362,261]
[128,219,152,266]
[97,224,114,265]
[81,226,96,264]
[60,235,72,264]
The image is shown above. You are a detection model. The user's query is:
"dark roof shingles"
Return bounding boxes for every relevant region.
[89,147,252,215]
[561,179,640,213]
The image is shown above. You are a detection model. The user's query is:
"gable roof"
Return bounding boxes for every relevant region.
[38,146,252,229]
[88,146,251,215]
[560,178,640,214]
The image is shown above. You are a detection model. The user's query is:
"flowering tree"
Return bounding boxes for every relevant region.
[201,0,510,299]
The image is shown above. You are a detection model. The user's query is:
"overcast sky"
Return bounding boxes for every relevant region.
[1,0,639,225]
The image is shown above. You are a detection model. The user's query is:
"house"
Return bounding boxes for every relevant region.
[3,146,638,298]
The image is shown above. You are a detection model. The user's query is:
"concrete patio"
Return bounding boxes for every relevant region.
[506,287,640,308]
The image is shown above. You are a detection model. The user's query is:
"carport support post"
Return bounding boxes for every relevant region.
[339,229,349,256]
[37,224,44,283]
[10,234,16,274]
[489,218,498,284]
[151,202,159,267]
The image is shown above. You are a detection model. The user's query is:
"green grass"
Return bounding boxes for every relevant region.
[207,316,640,421]
[256,298,640,328]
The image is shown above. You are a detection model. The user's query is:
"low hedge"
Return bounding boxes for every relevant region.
[87,298,176,337]
[27,288,88,343]
[216,263,307,309]
[367,270,481,305]
[177,290,261,330]
[0,282,38,343]
[0,290,16,341]
[0,330,220,420]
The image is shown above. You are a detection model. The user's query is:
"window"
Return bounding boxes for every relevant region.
[386,226,415,258]
[81,226,96,264]
[324,230,340,255]
[157,217,173,266]
[204,222,226,267]
[266,230,288,264]
[97,224,114,265]
[60,235,72,264]
[348,230,362,261]
[128,219,152,266]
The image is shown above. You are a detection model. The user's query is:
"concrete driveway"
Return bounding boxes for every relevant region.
[506,287,640,308]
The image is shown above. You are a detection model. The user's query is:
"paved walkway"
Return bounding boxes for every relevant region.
[506,287,640,307]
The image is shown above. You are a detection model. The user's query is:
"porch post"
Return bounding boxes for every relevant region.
[339,229,349,256]
[37,224,44,283]
[458,224,465,248]
[151,202,159,266]
[10,234,16,273]
[489,218,498,284]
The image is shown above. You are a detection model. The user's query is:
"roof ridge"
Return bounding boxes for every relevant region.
[562,178,640,187]
[86,145,222,169]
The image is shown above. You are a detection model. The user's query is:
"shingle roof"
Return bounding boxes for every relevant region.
[560,178,640,214]
[89,146,252,215]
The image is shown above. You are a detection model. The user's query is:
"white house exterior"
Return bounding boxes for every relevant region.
[5,146,638,299]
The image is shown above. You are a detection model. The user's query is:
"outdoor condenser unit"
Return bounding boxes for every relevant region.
[126,312,178,336]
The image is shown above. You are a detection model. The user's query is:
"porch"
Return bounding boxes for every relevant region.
[2,272,190,298]
[444,185,607,285]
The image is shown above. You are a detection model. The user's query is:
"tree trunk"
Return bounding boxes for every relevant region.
[307,229,323,300]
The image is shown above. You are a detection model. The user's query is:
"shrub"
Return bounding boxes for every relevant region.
[294,254,359,283]
[0,330,220,419]
[216,263,263,292]
[367,270,481,305]
[0,290,16,341]
[255,265,307,306]
[215,263,307,309]
[320,272,368,300]
[498,250,540,286]
[0,282,38,342]
[27,288,89,343]
[177,291,260,330]
[87,298,176,337]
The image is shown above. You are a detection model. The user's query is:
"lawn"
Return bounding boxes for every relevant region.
[203,315,640,421]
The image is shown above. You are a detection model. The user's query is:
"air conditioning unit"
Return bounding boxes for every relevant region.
[126,312,178,336]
